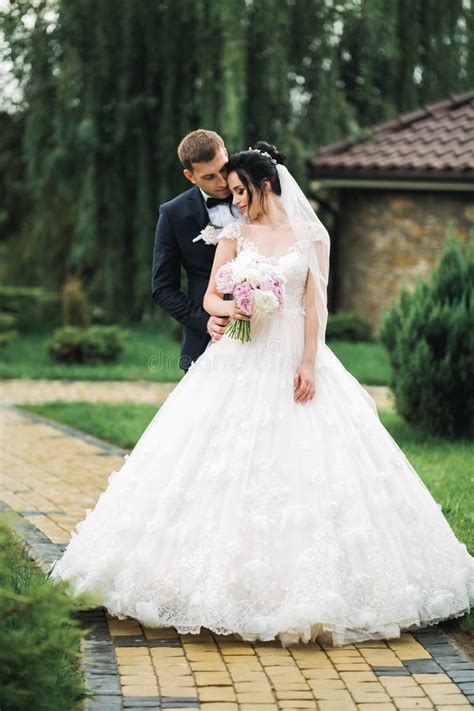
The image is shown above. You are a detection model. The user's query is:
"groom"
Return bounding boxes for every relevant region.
[151,129,242,373]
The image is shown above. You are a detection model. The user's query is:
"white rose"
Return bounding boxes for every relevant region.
[231,266,247,284]
[245,268,261,287]
[258,262,274,276]
[254,290,279,315]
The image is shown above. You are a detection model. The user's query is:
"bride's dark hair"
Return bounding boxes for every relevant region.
[225,141,286,215]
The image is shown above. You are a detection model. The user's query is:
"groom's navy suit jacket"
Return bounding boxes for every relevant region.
[151,185,217,371]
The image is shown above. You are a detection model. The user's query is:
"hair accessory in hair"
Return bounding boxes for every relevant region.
[247,146,277,166]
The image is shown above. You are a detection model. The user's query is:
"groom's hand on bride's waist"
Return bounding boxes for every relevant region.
[207,315,230,342]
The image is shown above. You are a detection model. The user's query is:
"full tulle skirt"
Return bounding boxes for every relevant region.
[49,310,474,647]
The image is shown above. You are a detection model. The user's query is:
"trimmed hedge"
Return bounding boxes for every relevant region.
[380,234,474,438]
[326,311,373,342]
[0,286,60,331]
[0,312,18,348]
[48,325,127,363]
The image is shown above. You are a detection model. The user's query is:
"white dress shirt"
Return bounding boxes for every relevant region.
[198,188,241,353]
[199,187,244,228]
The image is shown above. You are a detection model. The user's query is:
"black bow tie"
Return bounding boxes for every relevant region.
[206,194,233,209]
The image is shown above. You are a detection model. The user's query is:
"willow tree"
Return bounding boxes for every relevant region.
[1,0,472,323]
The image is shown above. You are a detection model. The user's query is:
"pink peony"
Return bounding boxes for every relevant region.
[234,281,255,315]
[215,263,235,293]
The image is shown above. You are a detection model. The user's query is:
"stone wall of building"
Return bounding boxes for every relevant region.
[336,189,474,329]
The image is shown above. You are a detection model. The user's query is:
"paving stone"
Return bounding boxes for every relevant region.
[87,675,122,694]
[112,635,148,646]
[339,671,378,682]
[447,670,474,682]
[121,685,160,697]
[119,674,158,685]
[416,635,450,647]
[404,660,443,673]
[317,700,357,710]
[425,696,471,707]
[122,699,163,707]
[198,686,238,702]
[412,673,452,684]
[438,660,474,671]
[236,691,276,703]
[275,689,317,699]
[391,699,434,708]
[457,682,474,693]
[161,698,200,707]
[423,643,463,656]
[85,701,123,711]
[193,671,232,685]
[373,667,412,676]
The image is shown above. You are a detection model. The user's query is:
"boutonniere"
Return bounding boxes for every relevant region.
[192,222,222,246]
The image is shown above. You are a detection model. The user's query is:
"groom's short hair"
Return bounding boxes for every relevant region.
[178,129,226,171]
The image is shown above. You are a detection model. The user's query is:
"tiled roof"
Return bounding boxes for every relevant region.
[308,90,474,181]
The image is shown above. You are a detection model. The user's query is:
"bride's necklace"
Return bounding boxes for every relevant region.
[245,217,288,230]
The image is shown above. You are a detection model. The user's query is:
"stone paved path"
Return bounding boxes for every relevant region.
[1,402,473,710]
[0,378,395,411]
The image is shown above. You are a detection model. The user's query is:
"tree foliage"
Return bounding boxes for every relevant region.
[1,0,472,320]
[380,233,474,439]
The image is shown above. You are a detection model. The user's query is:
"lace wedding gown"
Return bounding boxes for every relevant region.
[49,221,474,647]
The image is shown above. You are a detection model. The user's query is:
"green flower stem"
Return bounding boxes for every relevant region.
[224,318,252,343]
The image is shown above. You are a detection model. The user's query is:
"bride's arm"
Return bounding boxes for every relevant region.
[203,238,237,318]
[294,272,317,403]
[302,271,318,366]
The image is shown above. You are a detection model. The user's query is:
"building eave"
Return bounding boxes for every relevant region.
[307,166,474,192]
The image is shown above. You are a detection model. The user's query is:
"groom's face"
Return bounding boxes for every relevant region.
[183,147,230,198]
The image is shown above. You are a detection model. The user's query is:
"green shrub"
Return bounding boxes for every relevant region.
[81,325,126,363]
[0,312,18,348]
[0,519,89,711]
[380,234,474,438]
[47,326,84,363]
[48,325,127,364]
[62,275,91,328]
[326,311,373,342]
[0,286,60,331]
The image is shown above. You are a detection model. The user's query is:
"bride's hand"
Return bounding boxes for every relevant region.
[294,362,315,403]
[229,301,252,321]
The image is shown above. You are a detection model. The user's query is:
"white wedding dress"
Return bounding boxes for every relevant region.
[49,221,474,648]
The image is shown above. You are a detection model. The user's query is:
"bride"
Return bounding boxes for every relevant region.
[49,142,474,648]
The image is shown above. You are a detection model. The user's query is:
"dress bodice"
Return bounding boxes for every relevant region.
[239,239,310,316]
[218,222,313,317]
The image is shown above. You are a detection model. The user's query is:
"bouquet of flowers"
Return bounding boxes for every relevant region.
[215,251,286,342]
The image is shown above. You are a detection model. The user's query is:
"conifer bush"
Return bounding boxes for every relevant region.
[62,275,91,328]
[0,520,89,710]
[380,234,474,438]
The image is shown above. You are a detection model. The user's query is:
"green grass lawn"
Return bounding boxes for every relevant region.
[328,340,391,385]
[0,327,184,382]
[0,328,391,385]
